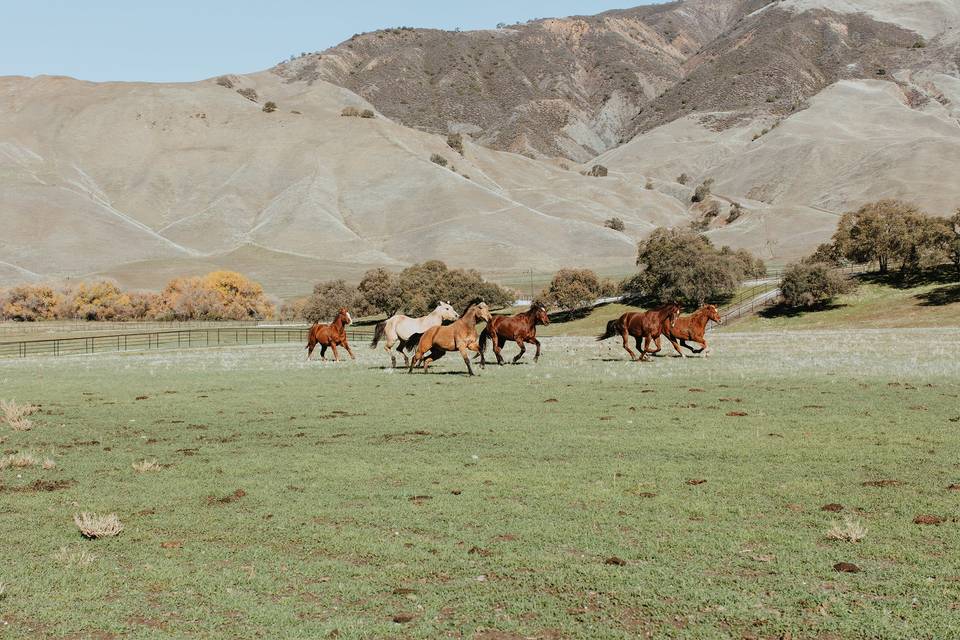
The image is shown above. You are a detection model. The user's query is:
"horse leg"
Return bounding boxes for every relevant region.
[343,339,355,360]
[319,345,328,361]
[384,341,397,368]
[621,330,638,361]
[531,337,542,362]
[511,338,526,364]
[330,344,340,362]
[687,339,708,357]
[306,337,316,361]
[646,336,663,356]
[459,345,475,376]
[492,333,505,366]
[634,337,649,362]
[668,337,686,358]
[408,347,423,373]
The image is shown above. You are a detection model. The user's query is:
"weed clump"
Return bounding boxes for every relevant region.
[826,516,867,543]
[74,513,123,539]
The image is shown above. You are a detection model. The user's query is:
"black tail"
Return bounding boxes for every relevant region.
[370,321,386,349]
[401,333,422,353]
[596,318,622,342]
[478,327,489,353]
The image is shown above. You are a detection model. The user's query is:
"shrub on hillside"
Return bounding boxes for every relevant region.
[447,133,464,155]
[692,178,714,203]
[541,269,603,311]
[605,217,625,232]
[727,202,743,223]
[360,109,376,119]
[949,209,960,279]
[583,164,608,177]
[236,88,258,103]
[262,101,277,113]
[780,262,854,308]
[676,173,690,185]
[430,153,449,167]
[341,106,361,117]
[215,76,234,89]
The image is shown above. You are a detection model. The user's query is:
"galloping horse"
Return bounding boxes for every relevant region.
[408,300,493,376]
[644,304,721,358]
[306,307,355,361]
[478,302,550,366]
[370,302,459,367]
[596,303,680,361]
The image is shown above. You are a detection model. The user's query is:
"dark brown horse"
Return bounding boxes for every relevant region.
[478,303,550,366]
[408,300,493,375]
[644,304,721,358]
[305,308,355,361]
[596,303,680,361]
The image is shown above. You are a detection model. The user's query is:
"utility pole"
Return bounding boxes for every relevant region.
[528,268,535,302]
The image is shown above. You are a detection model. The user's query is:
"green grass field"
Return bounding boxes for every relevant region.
[2,329,959,639]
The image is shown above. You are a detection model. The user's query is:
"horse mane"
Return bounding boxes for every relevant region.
[461,297,485,315]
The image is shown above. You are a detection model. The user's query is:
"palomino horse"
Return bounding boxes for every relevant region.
[478,302,550,366]
[408,300,493,376]
[596,303,680,361]
[370,302,459,367]
[644,304,722,358]
[306,308,355,361]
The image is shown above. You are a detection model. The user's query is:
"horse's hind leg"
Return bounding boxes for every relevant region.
[343,340,355,360]
[384,342,397,368]
[511,338,526,364]
[492,334,505,366]
[319,345,328,361]
[306,338,316,361]
[621,332,638,361]
[530,337,542,362]
[669,337,686,358]
[635,337,650,362]
[683,339,708,356]
[330,344,340,362]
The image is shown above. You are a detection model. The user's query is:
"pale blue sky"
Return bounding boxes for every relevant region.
[0,1,651,82]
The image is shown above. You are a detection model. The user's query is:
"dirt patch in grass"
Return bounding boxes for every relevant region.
[544,398,558,403]
[160,540,183,549]
[206,488,246,505]
[409,495,432,505]
[392,612,417,624]
[686,479,707,486]
[605,556,627,566]
[833,562,860,573]
[947,484,960,491]
[468,546,492,557]
[474,632,525,640]
[1,478,76,493]
[862,479,902,487]
[821,503,844,512]
[914,514,945,525]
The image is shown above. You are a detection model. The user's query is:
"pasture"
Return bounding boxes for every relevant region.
[2,329,959,639]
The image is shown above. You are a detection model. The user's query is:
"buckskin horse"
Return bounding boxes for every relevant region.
[596,303,680,361]
[370,302,459,367]
[478,302,550,366]
[408,299,493,376]
[306,307,355,361]
[644,304,722,358]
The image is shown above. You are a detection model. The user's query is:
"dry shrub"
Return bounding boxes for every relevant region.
[74,512,123,539]
[262,101,277,113]
[2,400,39,432]
[430,153,449,167]
[447,132,464,154]
[236,88,258,102]
[826,516,867,543]
[583,164,608,177]
[132,459,161,473]
[0,582,6,600]
[360,109,376,118]
[42,458,56,470]
[0,452,38,470]
[52,546,97,567]
[341,106,360,117]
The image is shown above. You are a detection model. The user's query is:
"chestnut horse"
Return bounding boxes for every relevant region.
[408,300,493,376]
[305,308,355,361]
[370,302,459,368]
[644,304,721,358]
[478,303,550,366]
[596,303,680,361]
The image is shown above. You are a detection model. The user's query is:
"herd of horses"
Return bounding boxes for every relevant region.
[306,298,722,376]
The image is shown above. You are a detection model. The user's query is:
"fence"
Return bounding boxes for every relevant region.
[0,326,374,359]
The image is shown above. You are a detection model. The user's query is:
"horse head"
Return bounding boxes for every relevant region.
[533,302,550,326]
[705,304,722,324]
[338,307,352,325]
[435,301,459,322]
[471,301,493,324]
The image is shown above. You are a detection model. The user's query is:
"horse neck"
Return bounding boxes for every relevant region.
[331,315,345,331]
[461,307,481,325]
[690,309,711,330]
[523,308,540,326]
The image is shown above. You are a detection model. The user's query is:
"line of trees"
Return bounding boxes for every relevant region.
[0,271,275,322]
[283,261,515,323]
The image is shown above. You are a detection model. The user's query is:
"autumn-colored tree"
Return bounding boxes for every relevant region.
[0,285,61,321]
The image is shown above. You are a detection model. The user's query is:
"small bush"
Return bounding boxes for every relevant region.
[704,201,721,218]
[74,513,123,539]
[341,106,361,117]
[605,217,626,232]
[727,202,744,223]
[360,109,376,118]
[52,546,97,567]
[215,76,234,89]
[132,459,161,473]
[42,458,56,470]
[645,179,654,190]
[583,164,608,177]
[0,452,38,470]
[236,88,258,102]
[826,516,867,543]
[692,178,714,203]
[430,153,449,167]
[2,399,39,432]
[447,133,464,155]
[780,262,854,308]
[262,101,277,113]
[677,173,690,185]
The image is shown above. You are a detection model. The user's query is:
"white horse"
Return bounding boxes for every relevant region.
[370,302,459,367]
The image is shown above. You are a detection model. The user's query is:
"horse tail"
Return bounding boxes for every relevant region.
[478,327,489,353]
[370,320,386,349]
[596,318,622,342]
[402,333,422,352]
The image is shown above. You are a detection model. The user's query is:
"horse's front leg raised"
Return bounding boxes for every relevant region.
[530,337,542,362]
[342,339,355,360]
[330,344,340,362]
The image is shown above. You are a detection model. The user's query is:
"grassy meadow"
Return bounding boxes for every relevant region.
[2,329,959,639]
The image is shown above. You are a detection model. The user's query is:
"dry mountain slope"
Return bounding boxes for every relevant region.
[0,72,688,296]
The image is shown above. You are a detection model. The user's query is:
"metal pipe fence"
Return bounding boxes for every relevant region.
[0,327,374,359]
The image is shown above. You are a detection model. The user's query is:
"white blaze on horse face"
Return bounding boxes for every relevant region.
[346,312,353,325]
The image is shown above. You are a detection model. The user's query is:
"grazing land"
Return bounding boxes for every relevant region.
[1,331,959,639]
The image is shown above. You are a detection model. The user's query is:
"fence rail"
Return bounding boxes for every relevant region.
[0,327,374,359]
